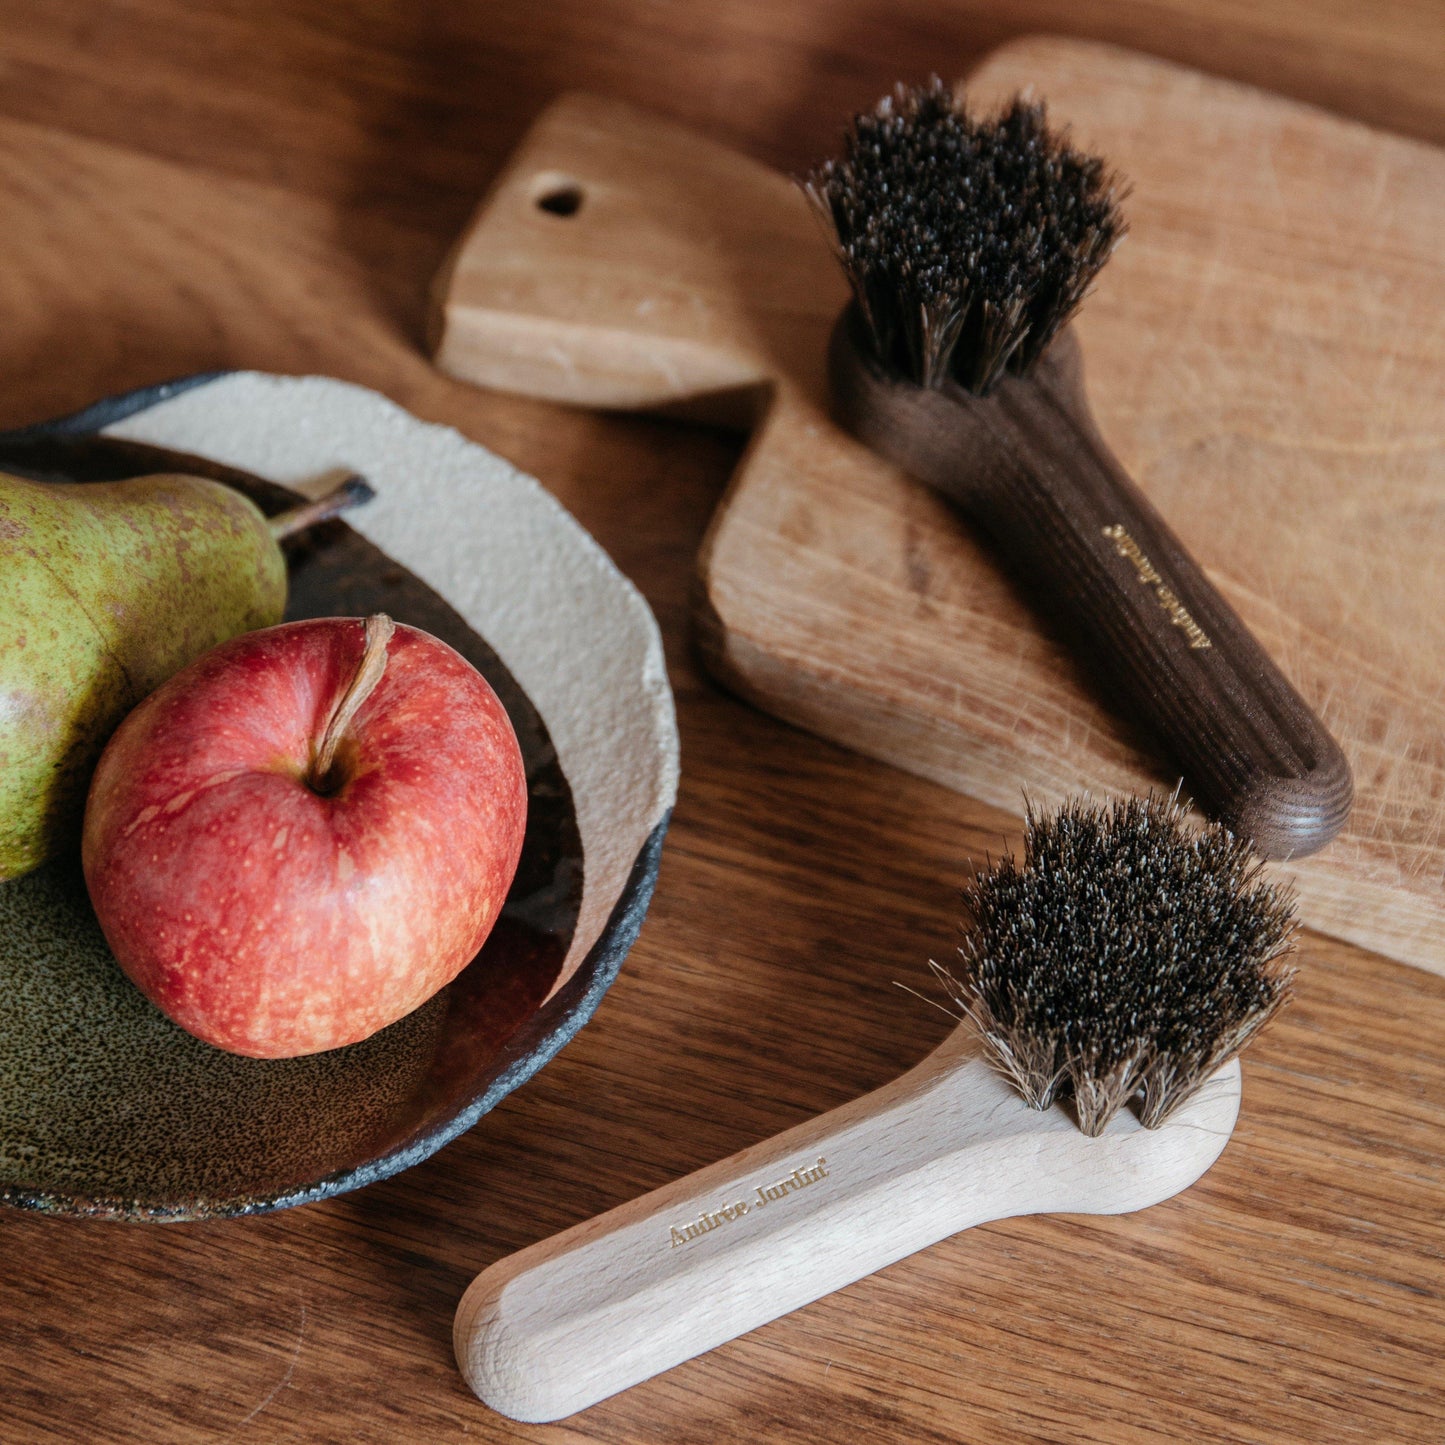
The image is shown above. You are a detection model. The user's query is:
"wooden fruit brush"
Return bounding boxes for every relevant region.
[454,796,1297,1420]
[805,78,1350,859]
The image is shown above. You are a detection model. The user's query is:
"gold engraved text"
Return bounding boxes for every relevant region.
[667,1157,830,1249]
[1101,525,1212,650]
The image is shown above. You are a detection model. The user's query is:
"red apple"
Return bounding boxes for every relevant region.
[81,614,527,1058]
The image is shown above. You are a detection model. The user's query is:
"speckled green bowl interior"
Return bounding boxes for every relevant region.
[0,857,458,1208]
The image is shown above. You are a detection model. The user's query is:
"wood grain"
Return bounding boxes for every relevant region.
[0,4,1441,1443]
[431,43,1445,975]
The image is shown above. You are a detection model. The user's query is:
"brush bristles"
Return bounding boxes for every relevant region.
[804,79,1126,395]
[939,794,1297,1136]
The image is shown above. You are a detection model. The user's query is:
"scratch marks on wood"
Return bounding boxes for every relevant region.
[238,1302,308,1428]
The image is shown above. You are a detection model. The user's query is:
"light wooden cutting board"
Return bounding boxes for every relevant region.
[430,37,1445,976]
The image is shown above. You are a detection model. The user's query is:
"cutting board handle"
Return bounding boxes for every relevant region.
[430,93,845,418]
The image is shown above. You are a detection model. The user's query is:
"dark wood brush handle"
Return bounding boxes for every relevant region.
[828,308,1352,858]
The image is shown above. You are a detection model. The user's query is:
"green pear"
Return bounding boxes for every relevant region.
[0,470,289,880]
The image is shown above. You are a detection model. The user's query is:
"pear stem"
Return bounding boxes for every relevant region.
[310,614,396,793]
[268,474,376,542]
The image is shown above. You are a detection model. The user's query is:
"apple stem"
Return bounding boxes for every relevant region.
[310,614,397,793]
[268,474,377,542]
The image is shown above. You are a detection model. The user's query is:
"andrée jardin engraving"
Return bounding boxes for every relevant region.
[1101,524,1213,650]
[667,1157,830,1249]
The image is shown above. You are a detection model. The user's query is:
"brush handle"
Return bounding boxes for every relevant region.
[454,1030,1240,1422]
[829,313,1352,859]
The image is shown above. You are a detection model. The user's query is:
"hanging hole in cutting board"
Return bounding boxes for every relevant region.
[533,175,584,217]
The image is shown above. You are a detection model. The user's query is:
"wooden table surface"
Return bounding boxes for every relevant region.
[2,3,1442,1441]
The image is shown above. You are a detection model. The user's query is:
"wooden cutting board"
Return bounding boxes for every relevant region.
[430,37,1445,977]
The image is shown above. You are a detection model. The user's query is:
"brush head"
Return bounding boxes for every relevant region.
[940,794,1297,1136]
[804,79,1126,395]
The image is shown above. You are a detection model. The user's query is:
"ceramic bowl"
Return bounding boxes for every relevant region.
[0,373,678,1220]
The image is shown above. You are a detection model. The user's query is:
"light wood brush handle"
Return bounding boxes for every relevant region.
[454,1028,1241,1422]
[829,313,1353,859]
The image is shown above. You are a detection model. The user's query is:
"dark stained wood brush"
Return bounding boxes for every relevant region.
[807,80,1353,859]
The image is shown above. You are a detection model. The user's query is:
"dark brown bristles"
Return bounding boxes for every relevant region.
[803,79,1127,395]
[937,794,1297,1136]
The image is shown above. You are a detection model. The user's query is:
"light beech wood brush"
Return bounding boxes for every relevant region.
[808,81,1351,860]
[455,795,1296,1420]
